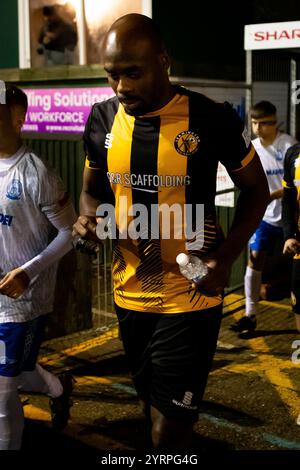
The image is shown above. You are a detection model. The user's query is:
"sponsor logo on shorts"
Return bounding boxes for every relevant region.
[182,391,193,405]
[0,340,17,365]
[0,356,17,365]
[172,391,197,410]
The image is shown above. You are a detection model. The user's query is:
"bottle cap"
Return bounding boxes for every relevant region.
[176,253,189,267]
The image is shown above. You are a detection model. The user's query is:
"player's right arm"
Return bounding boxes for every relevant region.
[73,102,105,240]
[269,188,283,201]
[74,102,116,240]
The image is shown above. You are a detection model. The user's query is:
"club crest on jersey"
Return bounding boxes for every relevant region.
[6,179,22,200]
[174,131,200,156]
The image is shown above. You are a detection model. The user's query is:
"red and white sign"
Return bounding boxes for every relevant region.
[244,21,300,50]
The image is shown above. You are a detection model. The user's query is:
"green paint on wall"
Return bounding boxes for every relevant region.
[0,0,19,69]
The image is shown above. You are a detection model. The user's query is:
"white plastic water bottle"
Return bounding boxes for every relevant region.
[176,253,208,283]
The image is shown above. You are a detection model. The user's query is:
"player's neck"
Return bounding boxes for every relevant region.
[260,131,278,147]
[0,138,22,159]
[152,83,177,112]
[161,84,177,109]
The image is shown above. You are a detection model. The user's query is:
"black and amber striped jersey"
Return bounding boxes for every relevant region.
[282,143,300,251]
[83,86,255,313]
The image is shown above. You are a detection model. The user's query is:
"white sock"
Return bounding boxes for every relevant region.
[0,375,24,450]
[244,266,261,317]
[18,363,63,398]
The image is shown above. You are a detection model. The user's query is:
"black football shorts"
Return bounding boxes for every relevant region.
[115,303,222,421]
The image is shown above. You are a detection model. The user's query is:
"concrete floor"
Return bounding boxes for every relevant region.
[20,292,300,462]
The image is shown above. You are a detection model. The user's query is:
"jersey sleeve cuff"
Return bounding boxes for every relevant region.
[85,157,101,170]
[230,145,256,173]
[282,179,294,189]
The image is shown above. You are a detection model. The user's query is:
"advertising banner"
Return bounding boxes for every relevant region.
[215,162,235,207]
[244,21,300,50]
[22,87,114,134]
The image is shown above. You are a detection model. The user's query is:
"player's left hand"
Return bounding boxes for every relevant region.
[0,268,30,299]
[283,238,300,256]
[192,257,231,297]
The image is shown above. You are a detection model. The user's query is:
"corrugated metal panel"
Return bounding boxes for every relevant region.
[23,136,84,212]
[253,51,291,82]
[216,197,248,291]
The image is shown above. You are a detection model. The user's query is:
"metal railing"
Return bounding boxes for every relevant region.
[91,240,115,329]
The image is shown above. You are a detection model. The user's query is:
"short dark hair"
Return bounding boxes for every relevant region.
[250,101,277,120]
[5,83,28,113]
[107,14,166,54]
[43,5,56,17]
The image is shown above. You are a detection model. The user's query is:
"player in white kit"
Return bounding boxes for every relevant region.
[0,83,76,449]
[231,101,297,333]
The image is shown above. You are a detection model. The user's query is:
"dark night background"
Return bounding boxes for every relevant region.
[153,0,300,80]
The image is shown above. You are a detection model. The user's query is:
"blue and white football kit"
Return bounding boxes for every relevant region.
[0,145,76,449]
[245,132,297,317]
